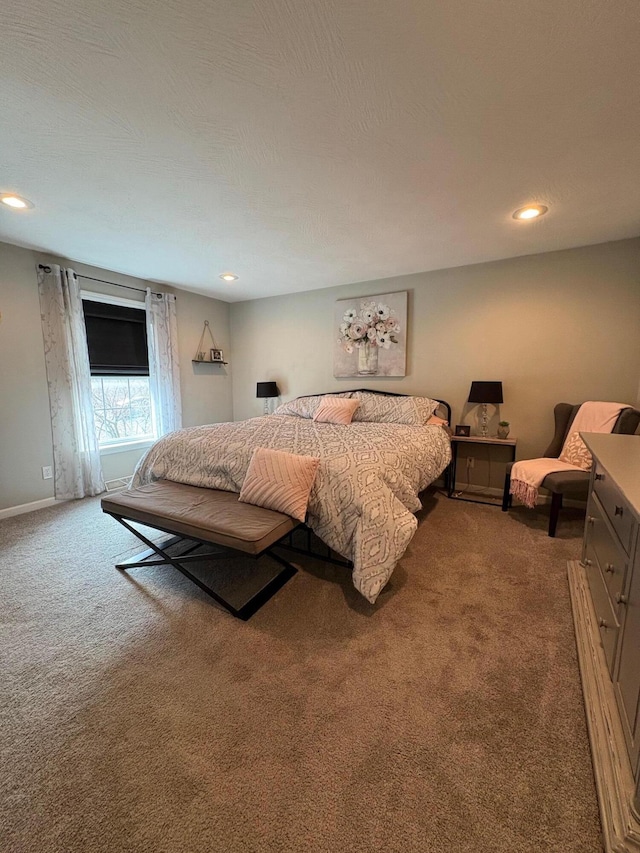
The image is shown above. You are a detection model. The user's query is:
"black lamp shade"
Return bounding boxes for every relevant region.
[468,381,503,404]
[256,381,279,398]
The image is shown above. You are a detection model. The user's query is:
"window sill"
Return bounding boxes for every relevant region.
[99,438,156,456]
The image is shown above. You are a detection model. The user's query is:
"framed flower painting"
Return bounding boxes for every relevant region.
[334,291,407,377]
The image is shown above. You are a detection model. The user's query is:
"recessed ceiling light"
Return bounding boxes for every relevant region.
[512,204,548,220]
[0,193,34,210]
[219,273,238,282]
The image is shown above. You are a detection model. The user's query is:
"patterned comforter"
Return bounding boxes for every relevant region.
[131,415,451,603]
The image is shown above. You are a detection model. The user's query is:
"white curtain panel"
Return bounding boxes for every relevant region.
[37,265,105,499]
[145,289,182,436]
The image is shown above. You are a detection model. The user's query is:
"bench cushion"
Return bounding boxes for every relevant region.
[101,482,298,555]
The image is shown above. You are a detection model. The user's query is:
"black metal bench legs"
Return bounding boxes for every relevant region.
[110,514,297,621]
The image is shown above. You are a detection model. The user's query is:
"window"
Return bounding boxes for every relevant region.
[82,294,155,448]
[90,375,153,445]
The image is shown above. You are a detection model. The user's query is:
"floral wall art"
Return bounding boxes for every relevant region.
[334,291,407,378]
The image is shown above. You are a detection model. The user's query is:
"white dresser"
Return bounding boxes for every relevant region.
[568,433,640,853]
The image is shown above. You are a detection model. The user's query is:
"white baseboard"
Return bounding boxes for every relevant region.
[452,483,503,499]
[515,493,586,509]
[0,481,131,520]
[0,497,60,520]
[451,482,587,509]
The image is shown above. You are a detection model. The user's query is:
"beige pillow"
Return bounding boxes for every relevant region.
[239,447,320,522]
[559,431,593,470]
[313,397,360,424]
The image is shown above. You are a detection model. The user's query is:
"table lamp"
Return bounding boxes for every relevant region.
[256,381,280,415]
[468,381,503,437]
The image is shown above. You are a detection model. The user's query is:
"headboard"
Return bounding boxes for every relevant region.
[300,389,452,425]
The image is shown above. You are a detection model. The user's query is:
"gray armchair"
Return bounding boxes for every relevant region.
[502,403,640,537]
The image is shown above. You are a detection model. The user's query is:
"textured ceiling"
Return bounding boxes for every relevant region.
[1,0,639,301]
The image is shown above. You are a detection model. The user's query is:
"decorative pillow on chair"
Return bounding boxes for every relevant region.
[239,447,320,522]
[313,397,360,424]
[559,431,592,470]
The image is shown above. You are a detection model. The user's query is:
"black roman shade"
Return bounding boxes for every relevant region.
[82,300,149,376]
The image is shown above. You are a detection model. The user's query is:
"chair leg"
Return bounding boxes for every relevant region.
[549,492,563,537]
[502,472,511,511]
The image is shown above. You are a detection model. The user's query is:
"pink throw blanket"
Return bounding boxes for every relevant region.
[510,401,626,508]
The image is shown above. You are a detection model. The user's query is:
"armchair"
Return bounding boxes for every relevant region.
[502,403,640,537]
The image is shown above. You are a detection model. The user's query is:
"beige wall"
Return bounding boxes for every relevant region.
[0,241,232,511]
[173,289,232,432]
[231,238,640,487]
[0,243,54,508]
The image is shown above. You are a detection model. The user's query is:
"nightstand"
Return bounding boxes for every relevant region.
[448,435,517,505]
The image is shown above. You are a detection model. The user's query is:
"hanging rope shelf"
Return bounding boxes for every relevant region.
[192,321,227,364]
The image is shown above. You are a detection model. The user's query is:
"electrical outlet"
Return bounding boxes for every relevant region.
[466,456,475,469]
[42,466,53,480]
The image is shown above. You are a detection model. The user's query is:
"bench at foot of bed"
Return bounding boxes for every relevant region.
[101,482,299,620]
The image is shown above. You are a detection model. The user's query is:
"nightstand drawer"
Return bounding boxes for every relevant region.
[594,463,635,554]
[587,493,629,610]
[584,542,620,675]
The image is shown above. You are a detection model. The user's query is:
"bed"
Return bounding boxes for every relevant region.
[130,390,452,603]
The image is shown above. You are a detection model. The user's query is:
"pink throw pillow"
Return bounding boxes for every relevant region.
[239,447,320,522]
[313,397,360,424]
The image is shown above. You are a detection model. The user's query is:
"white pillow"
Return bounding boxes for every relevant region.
[350,392,439,425]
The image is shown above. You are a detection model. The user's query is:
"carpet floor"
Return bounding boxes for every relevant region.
[0,490,602,853]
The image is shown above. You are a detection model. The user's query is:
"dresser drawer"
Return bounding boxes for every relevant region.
[586,493,629,612]
[584,542,620,675]
[594,463,635,554]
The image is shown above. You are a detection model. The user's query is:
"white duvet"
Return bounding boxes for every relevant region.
[131,415,451,603]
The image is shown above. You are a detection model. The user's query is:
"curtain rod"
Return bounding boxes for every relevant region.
[37,265,168,299]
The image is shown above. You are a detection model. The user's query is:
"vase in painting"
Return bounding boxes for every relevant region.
[357,341,379,375]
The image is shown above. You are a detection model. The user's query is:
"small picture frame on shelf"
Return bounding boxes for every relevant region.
[454,424,471,437]
[210,348,224,362]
